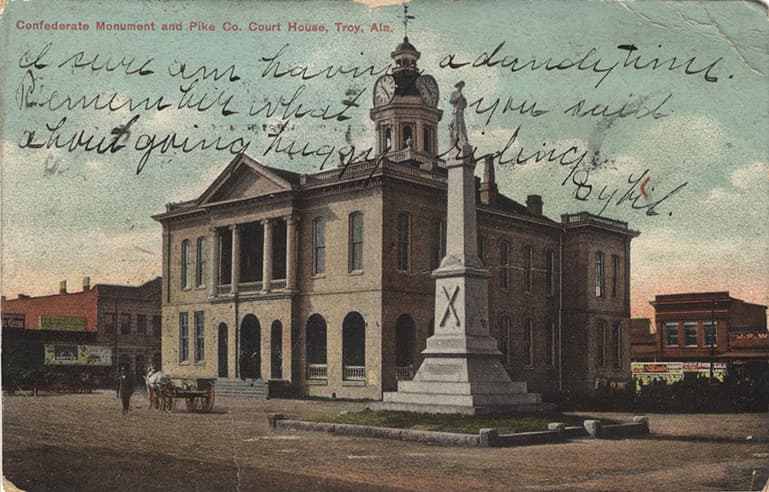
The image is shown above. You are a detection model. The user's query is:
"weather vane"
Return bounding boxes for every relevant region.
[401,4,415,38]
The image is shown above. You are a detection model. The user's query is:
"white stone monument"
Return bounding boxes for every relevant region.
[375,82,542,415]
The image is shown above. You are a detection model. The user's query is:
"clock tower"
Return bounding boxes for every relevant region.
[370,36,443,168]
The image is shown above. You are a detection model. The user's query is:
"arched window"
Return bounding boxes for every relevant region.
[178,312,189,363]
[595,251,605,297]
[423,127,432,153]
[612,321,622,369]
[181,239,191,289]
[429,219,445,270]
[348,212,364,272]
[524,319,534,367]
[196,237,206,287]
[499,240,510,289]
[478,234,487,266]
[342,312,366,380]
[397,213,410,271]
[385,127,392,151]
[395,314,416,380]
[240,314,261,379]
[312,218,325,275]
[306,314,327,379]
[545,249,555,296]
[523,245,533,292]
[596,320,607,368]
[402,125,413,148]
[545,320,555,367]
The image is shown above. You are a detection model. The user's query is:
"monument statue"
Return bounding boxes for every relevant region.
[373,79,542,416]
[449,81,468,150]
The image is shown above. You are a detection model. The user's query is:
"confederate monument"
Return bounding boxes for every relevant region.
[375,81,542,415]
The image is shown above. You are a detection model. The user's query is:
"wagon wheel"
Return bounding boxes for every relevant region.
[200,386,215,412]
[185,397,199,411]
[163,386,176,413]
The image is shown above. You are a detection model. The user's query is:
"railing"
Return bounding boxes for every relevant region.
[561,212,628,229]
[342,366,366,381]
[239,281,263,293]
[396,365,414,381]
[307,364,327,379]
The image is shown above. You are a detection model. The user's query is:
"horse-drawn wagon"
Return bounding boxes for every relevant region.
[146,369,215,413]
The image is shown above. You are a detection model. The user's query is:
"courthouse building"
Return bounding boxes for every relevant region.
[153,37,638,400]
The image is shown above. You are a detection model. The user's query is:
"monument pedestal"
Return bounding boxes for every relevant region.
[373,146,541,416]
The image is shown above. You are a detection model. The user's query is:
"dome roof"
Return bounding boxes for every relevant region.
[395,36,418,53]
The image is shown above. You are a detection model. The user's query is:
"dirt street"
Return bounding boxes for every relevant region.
[3,392,768,491]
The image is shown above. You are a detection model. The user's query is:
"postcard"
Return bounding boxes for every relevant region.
[1,0,767,490]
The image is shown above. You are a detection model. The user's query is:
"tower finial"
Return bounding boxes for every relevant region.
[401,4,415,39]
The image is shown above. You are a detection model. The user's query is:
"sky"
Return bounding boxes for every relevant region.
[1,0,767,324]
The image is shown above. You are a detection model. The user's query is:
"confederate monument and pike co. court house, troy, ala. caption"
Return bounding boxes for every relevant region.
[153,31,638,406]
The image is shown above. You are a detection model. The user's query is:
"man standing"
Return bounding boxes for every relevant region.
[117,367,135,415]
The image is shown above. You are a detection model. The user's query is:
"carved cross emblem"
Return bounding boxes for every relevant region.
[440,285,461,327]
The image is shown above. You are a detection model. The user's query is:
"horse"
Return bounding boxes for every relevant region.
[145,366,170,395]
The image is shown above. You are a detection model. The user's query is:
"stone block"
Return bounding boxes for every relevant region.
[547,422,566,437]
[583,420,602,438]
[479,428,498,447]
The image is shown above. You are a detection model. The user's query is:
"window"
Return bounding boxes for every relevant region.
[423,127,432,153]
[179,312,189,362]
[312,218,325,275]
[594,251,604,297]
[349,212,364,272]
[499,241,510,289]
[429,219,445,270]
[704,321,717,346]
[500,316,511,365]
[136,314,147,335]
[402,124,413,148]
[152,315,162,337]
[120,314,131,335]
[103,313,115,335]
[612,322,622,368]
[194,311,205,362]
[181,239,191,289]
[545,320,555,367]
[342,312,366,380]
[597,320,607,368]
[684,322,697,346]
[306,314,327,366]
[196,237,206,287]
[665,322,679,346]
[524,319,533,367]
[478,234,487,266]
[396,213,410,271]
[546,250,555,296]
[523,245,533,292]
[611,254,620,298]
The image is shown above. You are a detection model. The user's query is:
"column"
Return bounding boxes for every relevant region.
[261,219,273,293]
[208,226,219,298]
[285,215,298,291]
[230,224,240,295]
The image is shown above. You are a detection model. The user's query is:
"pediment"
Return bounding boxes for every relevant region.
[198,154,295,206]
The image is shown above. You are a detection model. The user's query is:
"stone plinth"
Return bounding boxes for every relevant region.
[374,146,542,416]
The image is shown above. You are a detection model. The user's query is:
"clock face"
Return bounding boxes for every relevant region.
[416,75,439,107]
[374,75,396,106]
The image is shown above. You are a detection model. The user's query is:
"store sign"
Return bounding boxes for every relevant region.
[632,361,727,388]
[39,316,86,332]
[2,313,25,329]
[44,345,112,366]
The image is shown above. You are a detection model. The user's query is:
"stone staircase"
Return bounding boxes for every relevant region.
[215,378,268,398]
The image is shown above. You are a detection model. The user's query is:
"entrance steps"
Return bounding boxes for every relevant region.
[215,378,267,398]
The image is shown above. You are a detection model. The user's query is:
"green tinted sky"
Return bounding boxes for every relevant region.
[1,0,767,320]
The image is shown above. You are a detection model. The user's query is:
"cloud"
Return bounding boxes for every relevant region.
[704,161,769,204]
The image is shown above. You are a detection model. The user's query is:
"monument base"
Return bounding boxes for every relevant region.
[372,354,543,416]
